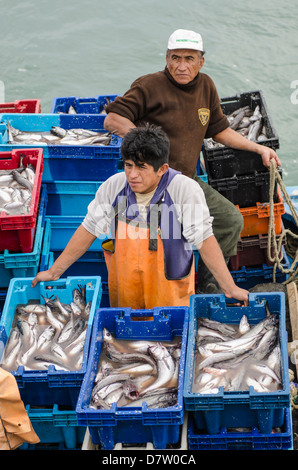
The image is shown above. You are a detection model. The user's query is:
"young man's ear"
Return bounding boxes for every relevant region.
[158,163,169,176]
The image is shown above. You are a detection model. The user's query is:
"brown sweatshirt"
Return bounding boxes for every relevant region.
[106,67,229,178]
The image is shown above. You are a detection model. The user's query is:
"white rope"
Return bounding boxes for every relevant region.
[267,160,298,284]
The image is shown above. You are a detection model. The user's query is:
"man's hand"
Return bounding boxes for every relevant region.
[257,145,281,169]
[214,127,282,169]
[31,269,59,288]
[223,285,249,307]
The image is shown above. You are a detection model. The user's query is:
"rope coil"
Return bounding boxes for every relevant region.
[267,159,298,284]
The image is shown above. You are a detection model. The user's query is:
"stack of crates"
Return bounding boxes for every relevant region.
[0,276,103,450]
[0,149,49,293]
[76,305,189,450]
[0,98,123,309]
[202,90,288,288]
[183,293,293,450]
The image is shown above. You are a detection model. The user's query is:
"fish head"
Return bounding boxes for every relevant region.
[123,380,139,400]
[103,328,114,343]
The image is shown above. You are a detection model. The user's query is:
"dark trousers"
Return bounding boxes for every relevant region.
[193,175,243,258]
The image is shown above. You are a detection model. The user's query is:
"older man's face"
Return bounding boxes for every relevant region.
[166,49,204,85]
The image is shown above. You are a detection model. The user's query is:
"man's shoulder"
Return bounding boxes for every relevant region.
[132,70,167,86]
[99,171,126,196]
[168,172,202,193]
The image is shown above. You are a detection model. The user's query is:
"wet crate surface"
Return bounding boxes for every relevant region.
[0,113,121,181]
[76,306,189,450]
[0,212,50,289]
[183,292,290,434]
[0,276,102,407]
[19,404,86,450]
[47,215,106,252]
[45,180,102,216]
[187,408,293,450]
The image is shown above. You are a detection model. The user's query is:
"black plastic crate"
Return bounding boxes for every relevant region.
[203,90,279,179]
[209,170,280,208]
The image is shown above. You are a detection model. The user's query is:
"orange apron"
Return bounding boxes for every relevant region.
[0,368,39,450]
[102,217,195,309]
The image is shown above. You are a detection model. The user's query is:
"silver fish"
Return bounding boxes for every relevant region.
[72,286,86,311]
[140,343,175,395]
[91,373,131,398]
[37,325,56,350]
[239,315,250,334]
[198,317,237,337]
[33,354,70,370]
[68,105,77,114]
[122,390,178,408]
[51,126,67,138]
[11,169,33,191]
[103,341,157,370]
[45,304,65,331]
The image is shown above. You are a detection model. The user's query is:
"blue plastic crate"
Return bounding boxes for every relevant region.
[100,281,110,308]
[0,185,48,288]
[230,247,290,290]
[19,404,86,450]
[187,408,293,450]
[196,158,208,183]
[0,276,102,407]
[183,292,290,434]
[76,305,189,450]
[50,249,108,282]
[39,218,52,273]
[47,215,107,252]
[45,180,102,216]
[0,289,7,320]
[50,94,119,114]
[0,113,121,181]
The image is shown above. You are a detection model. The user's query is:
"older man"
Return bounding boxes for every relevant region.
[104,29,281,293]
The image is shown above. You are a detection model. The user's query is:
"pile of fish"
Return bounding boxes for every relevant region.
[6,122,112,146]
[205,104,267,149]
[89,328,181,410]
[193,311,282,394]
[0,164,35,215]
[1,285,90,372]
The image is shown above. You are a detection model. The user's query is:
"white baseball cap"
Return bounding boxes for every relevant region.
[167,29,204,52]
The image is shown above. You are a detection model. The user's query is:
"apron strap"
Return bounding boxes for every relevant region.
[148,197,163,251]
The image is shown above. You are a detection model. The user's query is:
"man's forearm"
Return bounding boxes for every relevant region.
[213,127,261,153]
[104,112,136,137]
[49,225,97,279]
[198,235,235,294]
[213,127,281,168]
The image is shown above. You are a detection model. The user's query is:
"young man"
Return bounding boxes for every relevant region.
[32,125,249,309]
[103,28,281,293]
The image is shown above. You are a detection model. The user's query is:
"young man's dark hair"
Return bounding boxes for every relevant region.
[120,123,170,171]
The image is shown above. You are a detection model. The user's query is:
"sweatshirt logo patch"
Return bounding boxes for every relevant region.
[198,108,210,126]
